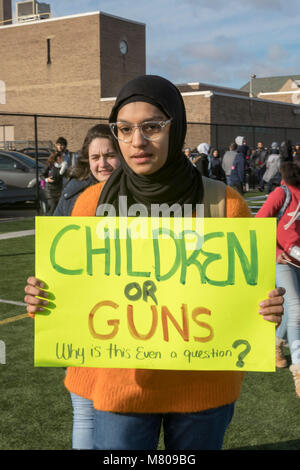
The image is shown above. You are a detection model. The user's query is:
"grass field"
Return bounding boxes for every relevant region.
[1,196,300,450]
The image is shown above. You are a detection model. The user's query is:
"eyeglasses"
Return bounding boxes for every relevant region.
[109,119,172,142]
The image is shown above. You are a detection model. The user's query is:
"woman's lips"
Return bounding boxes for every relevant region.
[131,153,152,164]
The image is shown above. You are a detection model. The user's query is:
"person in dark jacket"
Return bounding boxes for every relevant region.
[230,140,249,195]
[193,142,209,177]
[54,124,120,216]
[210,148,226,182]
[42,150,68,215]
[280,141,293,162]
[252,141,269,191]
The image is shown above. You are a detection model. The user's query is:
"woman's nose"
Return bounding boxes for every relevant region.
[131,127,147,147]
[98,156,107,168]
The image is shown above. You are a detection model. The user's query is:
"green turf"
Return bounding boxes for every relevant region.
[0,217,35,233]
[0,228,73,449]
[1,210,300,450]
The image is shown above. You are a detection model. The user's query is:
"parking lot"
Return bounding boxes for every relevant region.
[0,146,49,218]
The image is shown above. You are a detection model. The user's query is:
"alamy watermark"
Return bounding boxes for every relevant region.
[0,340,6,365]
[95,197,205,249]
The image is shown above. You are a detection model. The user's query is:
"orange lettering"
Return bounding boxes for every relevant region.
[127,304,158,340]
[192,307,214,342]
[88,300,120,339]
[161,304,189,342]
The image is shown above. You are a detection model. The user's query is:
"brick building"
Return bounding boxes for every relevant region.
[241,75,300,105]
[1,2,300,153]
[181,86,300,151]
[0,6,146,149]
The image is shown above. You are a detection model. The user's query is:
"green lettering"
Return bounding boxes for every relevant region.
[179,230,205,285]
[50,224,83,275]
[201,232,227,286]
[227,230,258,285]
[114,228,121,276]
[86,226,110,276]
[152,228,181,281]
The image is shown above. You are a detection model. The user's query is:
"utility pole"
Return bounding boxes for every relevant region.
[249,73,256,98]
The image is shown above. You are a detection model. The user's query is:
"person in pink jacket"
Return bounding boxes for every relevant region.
[256,157,300,396]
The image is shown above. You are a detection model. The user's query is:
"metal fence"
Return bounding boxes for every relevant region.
[186,121,300,155]
[0,110,299,211]
[0,140,53,151]
[1,110,300,153]
[244,194,267,216]
[0,111,108,208]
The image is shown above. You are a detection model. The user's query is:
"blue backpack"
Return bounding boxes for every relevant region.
[277,185,291,223]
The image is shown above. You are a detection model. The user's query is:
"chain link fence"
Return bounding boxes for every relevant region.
[1,111,300,213]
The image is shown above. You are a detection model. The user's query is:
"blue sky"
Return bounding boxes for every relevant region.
[12,0,300,89]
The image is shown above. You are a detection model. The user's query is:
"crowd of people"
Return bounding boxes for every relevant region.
[187,136,300,402]
[24,74,290,451]
[185,137,300,196]
[43,131,300,217]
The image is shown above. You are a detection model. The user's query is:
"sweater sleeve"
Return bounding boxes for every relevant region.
[225,186,252,217]
[71,182,105,216]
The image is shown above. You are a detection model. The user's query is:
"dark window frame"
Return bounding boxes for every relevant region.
[47,38,51,64]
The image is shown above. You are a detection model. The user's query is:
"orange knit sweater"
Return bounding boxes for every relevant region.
[64,183,251,413]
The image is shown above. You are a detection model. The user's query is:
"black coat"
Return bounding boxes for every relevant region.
[54,174,97,216]
[210,157,226,181]
[194,154,209,177]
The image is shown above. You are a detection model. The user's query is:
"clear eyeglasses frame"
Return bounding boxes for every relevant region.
[109,119,172,142]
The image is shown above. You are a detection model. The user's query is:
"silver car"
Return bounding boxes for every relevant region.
[0,150,44,188]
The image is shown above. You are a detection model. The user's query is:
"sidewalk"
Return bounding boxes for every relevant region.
[0,229,35,240]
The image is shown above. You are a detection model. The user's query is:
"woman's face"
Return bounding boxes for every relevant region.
[116,101,170,175]
[88,137,120,182]
[213,150,219,158]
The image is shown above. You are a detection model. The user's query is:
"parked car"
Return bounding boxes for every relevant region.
[0,178,36,204]
[0,179,47,214]
[19,147,52,162]
[0,150,44,188]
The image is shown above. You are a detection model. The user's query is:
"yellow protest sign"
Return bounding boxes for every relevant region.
[34,216,276,371]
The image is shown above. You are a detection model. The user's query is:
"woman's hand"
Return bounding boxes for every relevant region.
[24,276,49,316]
[259,287,285,327]
[277,252,292,265]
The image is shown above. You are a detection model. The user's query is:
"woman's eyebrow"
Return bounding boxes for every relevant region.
[89,151,116,157]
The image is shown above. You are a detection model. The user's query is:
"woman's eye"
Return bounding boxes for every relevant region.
[143,123,160,132]
[119,126,132,135]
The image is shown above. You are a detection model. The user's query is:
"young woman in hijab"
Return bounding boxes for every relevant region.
[25,75,284,451]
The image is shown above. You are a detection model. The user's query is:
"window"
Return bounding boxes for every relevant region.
[0,81,6,104]
[47,38,51,64]
[0,154,16,170]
